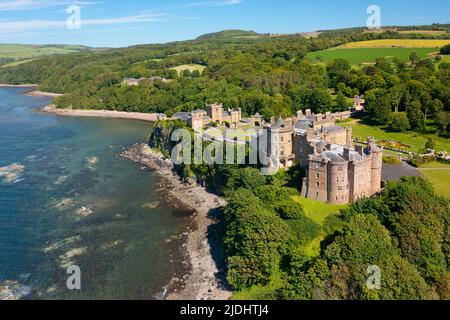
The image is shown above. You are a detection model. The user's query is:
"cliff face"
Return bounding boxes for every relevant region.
[149,123,173,152]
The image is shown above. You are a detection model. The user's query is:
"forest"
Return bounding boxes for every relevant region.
[0,27,449,136]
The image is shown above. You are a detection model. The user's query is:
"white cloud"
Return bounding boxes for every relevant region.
[184,0,242,8]
[0,12,164,33]
[0,0,98,11]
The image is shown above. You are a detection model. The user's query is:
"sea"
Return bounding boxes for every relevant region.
[0,87,190,300]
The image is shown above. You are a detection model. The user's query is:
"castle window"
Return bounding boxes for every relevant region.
[316,173,320,179]
[281,137,284,142]
[336,177,339,183]
[338,165,344,171]
[316,192,319,198]
[315,182,320,188]
[338,186,343,191]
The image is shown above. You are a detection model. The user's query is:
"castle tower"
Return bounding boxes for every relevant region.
[367,137,383,195]
[207,103,223,124]
[189,110,206,131]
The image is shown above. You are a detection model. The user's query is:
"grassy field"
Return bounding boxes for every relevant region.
[347,120,450,153]
[418,162,450,199]
[292,196,345,257]
[171,64,206,74]
[307,39,450,66]
[0,44,92,67]
[340,39,450,48]
[307,47,437,66]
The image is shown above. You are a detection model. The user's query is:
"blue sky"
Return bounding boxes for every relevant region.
[0,0,449,47]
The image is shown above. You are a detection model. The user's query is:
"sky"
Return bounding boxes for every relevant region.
[0,0,449,47]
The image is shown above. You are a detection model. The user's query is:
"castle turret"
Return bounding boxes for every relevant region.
[367,137,383,194]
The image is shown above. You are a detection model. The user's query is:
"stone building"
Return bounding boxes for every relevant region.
[267,110,383,204]
[300,138,382,205]
[174,103,242,130]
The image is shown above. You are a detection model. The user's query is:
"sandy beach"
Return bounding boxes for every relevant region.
[40,105,159,122]
[121,144,232,301]
[25,91,63,98]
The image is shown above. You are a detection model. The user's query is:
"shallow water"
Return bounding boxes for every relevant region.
[0,87,190,299]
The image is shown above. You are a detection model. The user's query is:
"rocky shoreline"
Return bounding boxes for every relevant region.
[121,143,231,300]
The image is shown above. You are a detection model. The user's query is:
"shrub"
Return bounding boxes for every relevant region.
[390,113,411,132]
[440,44,450,55]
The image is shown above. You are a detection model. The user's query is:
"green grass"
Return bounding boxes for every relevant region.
[307,48,437,66]
[292,196,345,225]
[348,120,450,153]
[171,64,206,74]
[0,44,93,67]
[232,271,284,300]
[292,196,346,258]
[417,162,450,199]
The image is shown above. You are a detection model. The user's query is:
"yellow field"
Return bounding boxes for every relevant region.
[340,39,450,49]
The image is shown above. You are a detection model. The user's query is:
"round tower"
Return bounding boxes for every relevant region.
[368,137,383,194]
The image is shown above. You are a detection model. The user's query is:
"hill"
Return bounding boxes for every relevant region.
[196,29,259,40]
[0,44,96,67]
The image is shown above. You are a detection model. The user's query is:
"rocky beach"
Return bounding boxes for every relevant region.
[121,144,231,300]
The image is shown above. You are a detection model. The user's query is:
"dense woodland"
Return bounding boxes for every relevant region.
[1,28,450,136]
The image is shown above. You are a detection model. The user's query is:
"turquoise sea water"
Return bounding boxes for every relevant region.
[0,87,190,299]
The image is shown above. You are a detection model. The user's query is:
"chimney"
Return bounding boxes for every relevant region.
[355,145,364,156]
[305,109,312,117]
[343,147,351,161]
[367,136,375,149]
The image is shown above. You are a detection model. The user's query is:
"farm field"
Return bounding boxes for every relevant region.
[307,47,437,66]
[340,39,450,48]
[419,162,450,199]
[347,120,450,153]
[0,44,93,67]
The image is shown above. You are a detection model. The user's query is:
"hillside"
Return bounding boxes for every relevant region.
[196,29,259,40]
[0,44,96,67]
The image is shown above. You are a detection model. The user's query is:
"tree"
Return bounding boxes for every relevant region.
[436,111,450,133]
[440,44,450,55]
[364,89,392,124]
[334,92,351,112]
[424,138,435,151]
[390,113,411,132]
[410,52,420,66]
[407,100,425,130]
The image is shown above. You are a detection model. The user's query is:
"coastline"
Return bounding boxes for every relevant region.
[0,84,63,98]
[121,144,232,300]
[40,105,159,122]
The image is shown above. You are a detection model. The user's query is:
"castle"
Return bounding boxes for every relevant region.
[267,110,383,205]
[170,102,381,205]
[173,103,242,130]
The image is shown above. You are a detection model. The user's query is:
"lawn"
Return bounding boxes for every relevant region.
[307,47,437,66]
[419,162,450,199]
[292,196,346,257]
[347,120,450,153]
[171,64,206,75]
